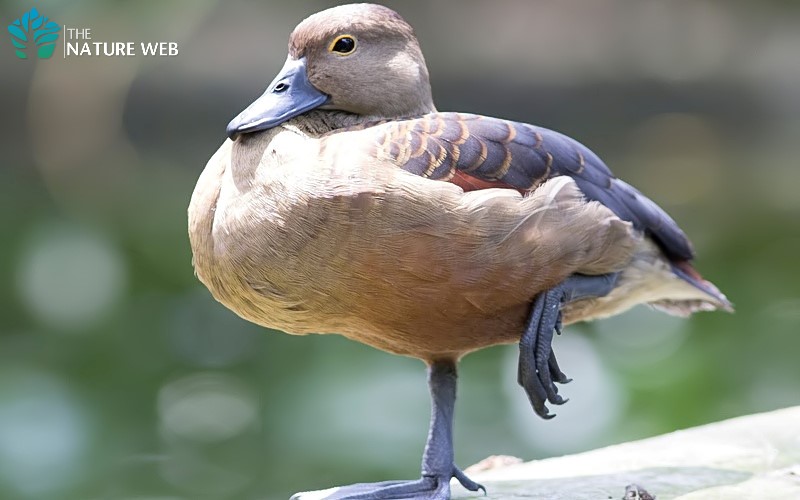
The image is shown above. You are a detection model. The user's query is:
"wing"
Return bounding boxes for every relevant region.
[356,112,694,262]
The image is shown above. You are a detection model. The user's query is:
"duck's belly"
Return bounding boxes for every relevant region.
[203,193,536,359]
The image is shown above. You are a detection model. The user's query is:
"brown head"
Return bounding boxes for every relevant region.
[227,4,434,139]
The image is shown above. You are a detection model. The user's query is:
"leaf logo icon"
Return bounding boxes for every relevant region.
[8,7,60,60]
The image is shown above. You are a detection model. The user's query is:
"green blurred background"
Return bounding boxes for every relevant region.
[2,0,799,498]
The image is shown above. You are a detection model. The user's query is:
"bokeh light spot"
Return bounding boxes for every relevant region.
[16,223,127,332]
[0,368,89,496]
[594,305,689,373]
[158,373,258,444]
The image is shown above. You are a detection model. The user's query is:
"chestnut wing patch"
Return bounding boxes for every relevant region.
[367,112,694,262]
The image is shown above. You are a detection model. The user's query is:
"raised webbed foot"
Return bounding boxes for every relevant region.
[518,273,619,418]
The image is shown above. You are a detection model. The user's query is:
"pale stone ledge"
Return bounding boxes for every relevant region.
[453,405,800,499]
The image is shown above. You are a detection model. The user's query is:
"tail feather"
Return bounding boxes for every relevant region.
[562,238,732,324]
[661,260,733,316]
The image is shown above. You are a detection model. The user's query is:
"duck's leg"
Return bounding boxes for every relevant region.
[518,273,619,419]
[291,360,484,500]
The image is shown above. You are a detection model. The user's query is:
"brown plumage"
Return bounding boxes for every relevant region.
[189,125,637,359]
[328,112,731,320]
[188,4,731,498]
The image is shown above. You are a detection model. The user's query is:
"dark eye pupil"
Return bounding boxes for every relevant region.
[333,37,355,53]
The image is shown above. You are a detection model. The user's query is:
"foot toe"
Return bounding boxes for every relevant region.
[452,467,485,494]
[294,469,484,500]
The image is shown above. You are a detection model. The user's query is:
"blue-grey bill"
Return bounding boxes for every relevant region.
[226,57,329,139]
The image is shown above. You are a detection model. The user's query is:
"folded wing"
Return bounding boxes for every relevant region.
[356,112,694,263]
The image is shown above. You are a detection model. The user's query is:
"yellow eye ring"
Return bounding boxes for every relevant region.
[328,34,357,55]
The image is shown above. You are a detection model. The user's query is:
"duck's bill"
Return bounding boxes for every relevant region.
[226,57,329,140]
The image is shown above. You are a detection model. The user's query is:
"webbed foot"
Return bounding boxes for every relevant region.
[291,467,484,499]
[518,273,619,418]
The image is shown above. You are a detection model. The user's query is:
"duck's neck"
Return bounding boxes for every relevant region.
[288,109,434,136]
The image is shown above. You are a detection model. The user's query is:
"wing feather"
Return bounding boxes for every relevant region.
[358,112,694,262]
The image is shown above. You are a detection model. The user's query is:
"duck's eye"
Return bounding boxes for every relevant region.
[329,35,357,55]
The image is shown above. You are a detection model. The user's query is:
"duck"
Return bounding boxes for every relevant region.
[188,4,732,499]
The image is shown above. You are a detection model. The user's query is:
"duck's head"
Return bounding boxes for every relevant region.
[227,3,434,140]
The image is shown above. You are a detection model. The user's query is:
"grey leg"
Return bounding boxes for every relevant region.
[292,360,484,500]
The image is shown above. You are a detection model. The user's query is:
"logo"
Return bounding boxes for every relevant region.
[8,7,60,60]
